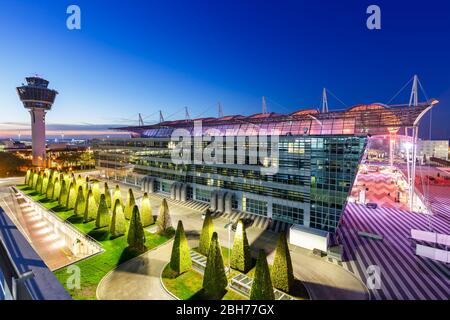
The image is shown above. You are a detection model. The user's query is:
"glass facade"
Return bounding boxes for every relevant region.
[93,134,366,233]
[243,198,268,216]
[273,204,304,224]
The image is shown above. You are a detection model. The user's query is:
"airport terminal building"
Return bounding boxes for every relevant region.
[93,102,435,242]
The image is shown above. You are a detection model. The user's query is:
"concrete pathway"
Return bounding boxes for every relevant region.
[96,239,175,300]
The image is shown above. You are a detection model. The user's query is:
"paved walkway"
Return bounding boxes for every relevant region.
[96,193,368,300]
[97,240,175,300]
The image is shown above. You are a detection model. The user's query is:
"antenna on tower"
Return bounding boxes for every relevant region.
[218,102,223,118]
[409,74,419,107]
[138,113,144,126]
[321,88,329,113]
[185,106,190,120]
[262,96,267,114]
[159,110,165,123]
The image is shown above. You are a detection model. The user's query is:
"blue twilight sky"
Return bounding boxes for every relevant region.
[0,0,449,139]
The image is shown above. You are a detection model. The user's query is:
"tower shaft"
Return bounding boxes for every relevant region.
[30,108,47,166]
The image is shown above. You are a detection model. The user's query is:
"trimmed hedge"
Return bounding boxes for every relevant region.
[74,186,86,216]
[95,194,110,228]
[67,182,77,209]
[169,220,192,275]
[156,198,172,233]
[124,188,135,220]
[127,205,146,251]
[32,172,39,189]
[25,170,31,185]
[250,249,275,300]
[230,219,251,273]
[92,181,101,203]
[104,182,111,207]
[52,178,61,201]
[202,232,227,299]
[198,211,214,256]
[112,185,122,209]
[84,189,98,222]
[59,180,68,207]
[271,232,294,293]
[110,199,126,237]
[140,193,154,227]
[46,179,54,199]
[41,174,49,195]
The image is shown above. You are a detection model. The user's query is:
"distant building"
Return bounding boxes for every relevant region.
[0,139,28,151]
[417,140,449,162]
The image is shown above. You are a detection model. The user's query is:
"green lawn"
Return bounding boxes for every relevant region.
[162,264,246,300]
[17,185,174,300]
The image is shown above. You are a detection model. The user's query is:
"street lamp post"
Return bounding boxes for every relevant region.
[224,221,232,274]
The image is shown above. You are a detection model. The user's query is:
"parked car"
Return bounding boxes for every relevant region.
[231,218,254,231]
[366,202,378,209]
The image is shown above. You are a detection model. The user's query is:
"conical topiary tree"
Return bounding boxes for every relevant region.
[271,232,294,293]
[104,182,111,207]
[36,173,43,193]
[92,181,101,203]
[67,182,77,209]
[250,249,275,300]
[140,193,154,227]
[127,205,146,251]
[53,178,61,201]
[170,220,192,275]
[25,170,31,185]
[46,179,54,199]
[124,188,136,220]
[112,185,122,209]
[110,199,126,237]
[156,198,172,234]
[84,189,98,222]
[74,186,86,216]
[59,180,68,207]
[28,171,34,187]
[32,172,39,189]
[198,211,214,256]
[41,174,49,195]
[95,194,110,228]
[202,232,227,299]
[230,219,252,273]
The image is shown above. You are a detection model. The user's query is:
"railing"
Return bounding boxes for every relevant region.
[229,273,296,300]
[0,226,33,300]
[14,188,104,258]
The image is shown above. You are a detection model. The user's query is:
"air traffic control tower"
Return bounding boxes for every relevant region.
[17,77,58,167]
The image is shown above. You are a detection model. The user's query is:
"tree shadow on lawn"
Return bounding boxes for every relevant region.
[87,227,110,241]
[117,246,147,266]
[188,288,227,300]
[67,215,85,225]
[51,205,69,213]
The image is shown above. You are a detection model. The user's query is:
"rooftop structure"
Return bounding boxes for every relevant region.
[93,99,437,246]
[117,102,436,138]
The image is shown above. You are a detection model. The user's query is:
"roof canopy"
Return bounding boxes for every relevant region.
[117,102,436,138]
